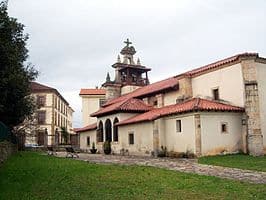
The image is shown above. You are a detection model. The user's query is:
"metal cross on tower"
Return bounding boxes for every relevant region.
[124,38,132,47]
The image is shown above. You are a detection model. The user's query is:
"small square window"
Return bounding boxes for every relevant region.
[99,99,106,107]
[87,136,90,146]
[221,122,228,133]
[212,88,219,100]
[37,111,46,124]
[129,133,134,145]
[176,120,182,133]
[37,95,46,107]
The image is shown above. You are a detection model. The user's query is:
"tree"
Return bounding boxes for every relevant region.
[0,1,38,129]
[61,127,69,144]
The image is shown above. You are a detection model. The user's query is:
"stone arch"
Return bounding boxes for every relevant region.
[105,119,112,142]
[97,121,103,142]
[113,117,119,142]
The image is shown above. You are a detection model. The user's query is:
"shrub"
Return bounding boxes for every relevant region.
[103,141,111,155]
[90,142,97,154]
[157,146,167,157]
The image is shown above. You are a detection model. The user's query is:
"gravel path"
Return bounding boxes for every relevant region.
[56,152,266,184]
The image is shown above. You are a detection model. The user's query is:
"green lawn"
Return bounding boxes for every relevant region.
[198,154,266,172]
[0,152,265,200]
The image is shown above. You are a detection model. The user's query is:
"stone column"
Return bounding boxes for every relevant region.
[194,114,202,157]
[155,94,164,107]
[241,59,263,156]
[152,120,160,156]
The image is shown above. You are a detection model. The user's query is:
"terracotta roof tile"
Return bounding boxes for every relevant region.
[103,77,178,107]
[91,98,152,117]
[80,89,106,95]
[30,82,55,91]
[30,82,70,106]
[74,123,97,133]
[117,98,244,126]
[183,53,258,77]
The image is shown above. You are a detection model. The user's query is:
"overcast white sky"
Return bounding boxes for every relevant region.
[8,0,266,127]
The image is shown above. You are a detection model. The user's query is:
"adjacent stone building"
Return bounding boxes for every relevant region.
[76,39,266,156]
[26,82,74,146]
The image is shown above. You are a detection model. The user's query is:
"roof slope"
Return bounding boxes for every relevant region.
[80,89,106,95]
[117,98,244,126]
[31,82,55,92]
[91,98,152,117]
[30,82,70,105]
[182,52,258,77]
[74,123,97,133]
[103,77,178,107]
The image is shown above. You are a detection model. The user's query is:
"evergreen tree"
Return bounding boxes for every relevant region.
[0,1,38,129]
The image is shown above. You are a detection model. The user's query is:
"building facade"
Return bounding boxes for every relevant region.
[77,39,266,156]
[26,82,74,146]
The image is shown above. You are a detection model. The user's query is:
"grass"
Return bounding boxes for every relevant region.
[198,154,266,172]
[0,152,265,200]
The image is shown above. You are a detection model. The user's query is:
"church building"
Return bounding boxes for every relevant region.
[76,39,266,157]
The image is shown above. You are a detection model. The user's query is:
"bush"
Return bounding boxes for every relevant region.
[166,151,196,159]
[157,146,167,157]
[103,141,111,155]
[90,142,97,154]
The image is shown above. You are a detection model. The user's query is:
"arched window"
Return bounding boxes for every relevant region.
[105,119,112,142]
[113,118,119,142]
[97,121,103,142]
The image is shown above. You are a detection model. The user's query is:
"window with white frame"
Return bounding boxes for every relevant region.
[176,120,182,133]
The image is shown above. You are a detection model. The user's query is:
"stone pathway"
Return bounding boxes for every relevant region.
[56,152,266,184]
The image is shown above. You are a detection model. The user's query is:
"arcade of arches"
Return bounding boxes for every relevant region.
[97,118,119,143]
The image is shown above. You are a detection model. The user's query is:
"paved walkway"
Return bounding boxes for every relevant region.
[56,152,266,184]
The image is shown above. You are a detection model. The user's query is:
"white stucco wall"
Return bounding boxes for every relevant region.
[164,114,196,153]
[164,91,179,106]
[96,113,139,153]
[118,122,154,155]
[79,130,97,151]
[81,95,104,126]
[200,112,243,155]
[257,62,266,151]
[192,63,245,107]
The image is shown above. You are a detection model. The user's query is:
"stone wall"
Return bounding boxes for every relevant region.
[105,85,121,101]
[0,141,17,164]
[241,59,264,156]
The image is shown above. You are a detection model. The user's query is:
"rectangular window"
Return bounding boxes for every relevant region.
[221,122,228,133]
[54,112,57,125]
[212,88,219,100]
[129,133,134,145]
[87,136,90,146]
[99,99,106,107]
[37,111,46,124]
[37,95,46,107]
[176,120,182,132]
[54,97,57,108]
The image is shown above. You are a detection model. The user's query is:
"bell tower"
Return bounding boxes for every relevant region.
[112,39,151,88]
[103,39,151,99]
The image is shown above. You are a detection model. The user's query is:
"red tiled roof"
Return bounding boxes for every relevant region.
[117,98,244,126]
[91,98,152,117]
[103,77,178,107]
[31,82,55,91]
[74,123,97,133]
[182,53,258,77]
[30,82,70,106]
[79,89,106,95]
